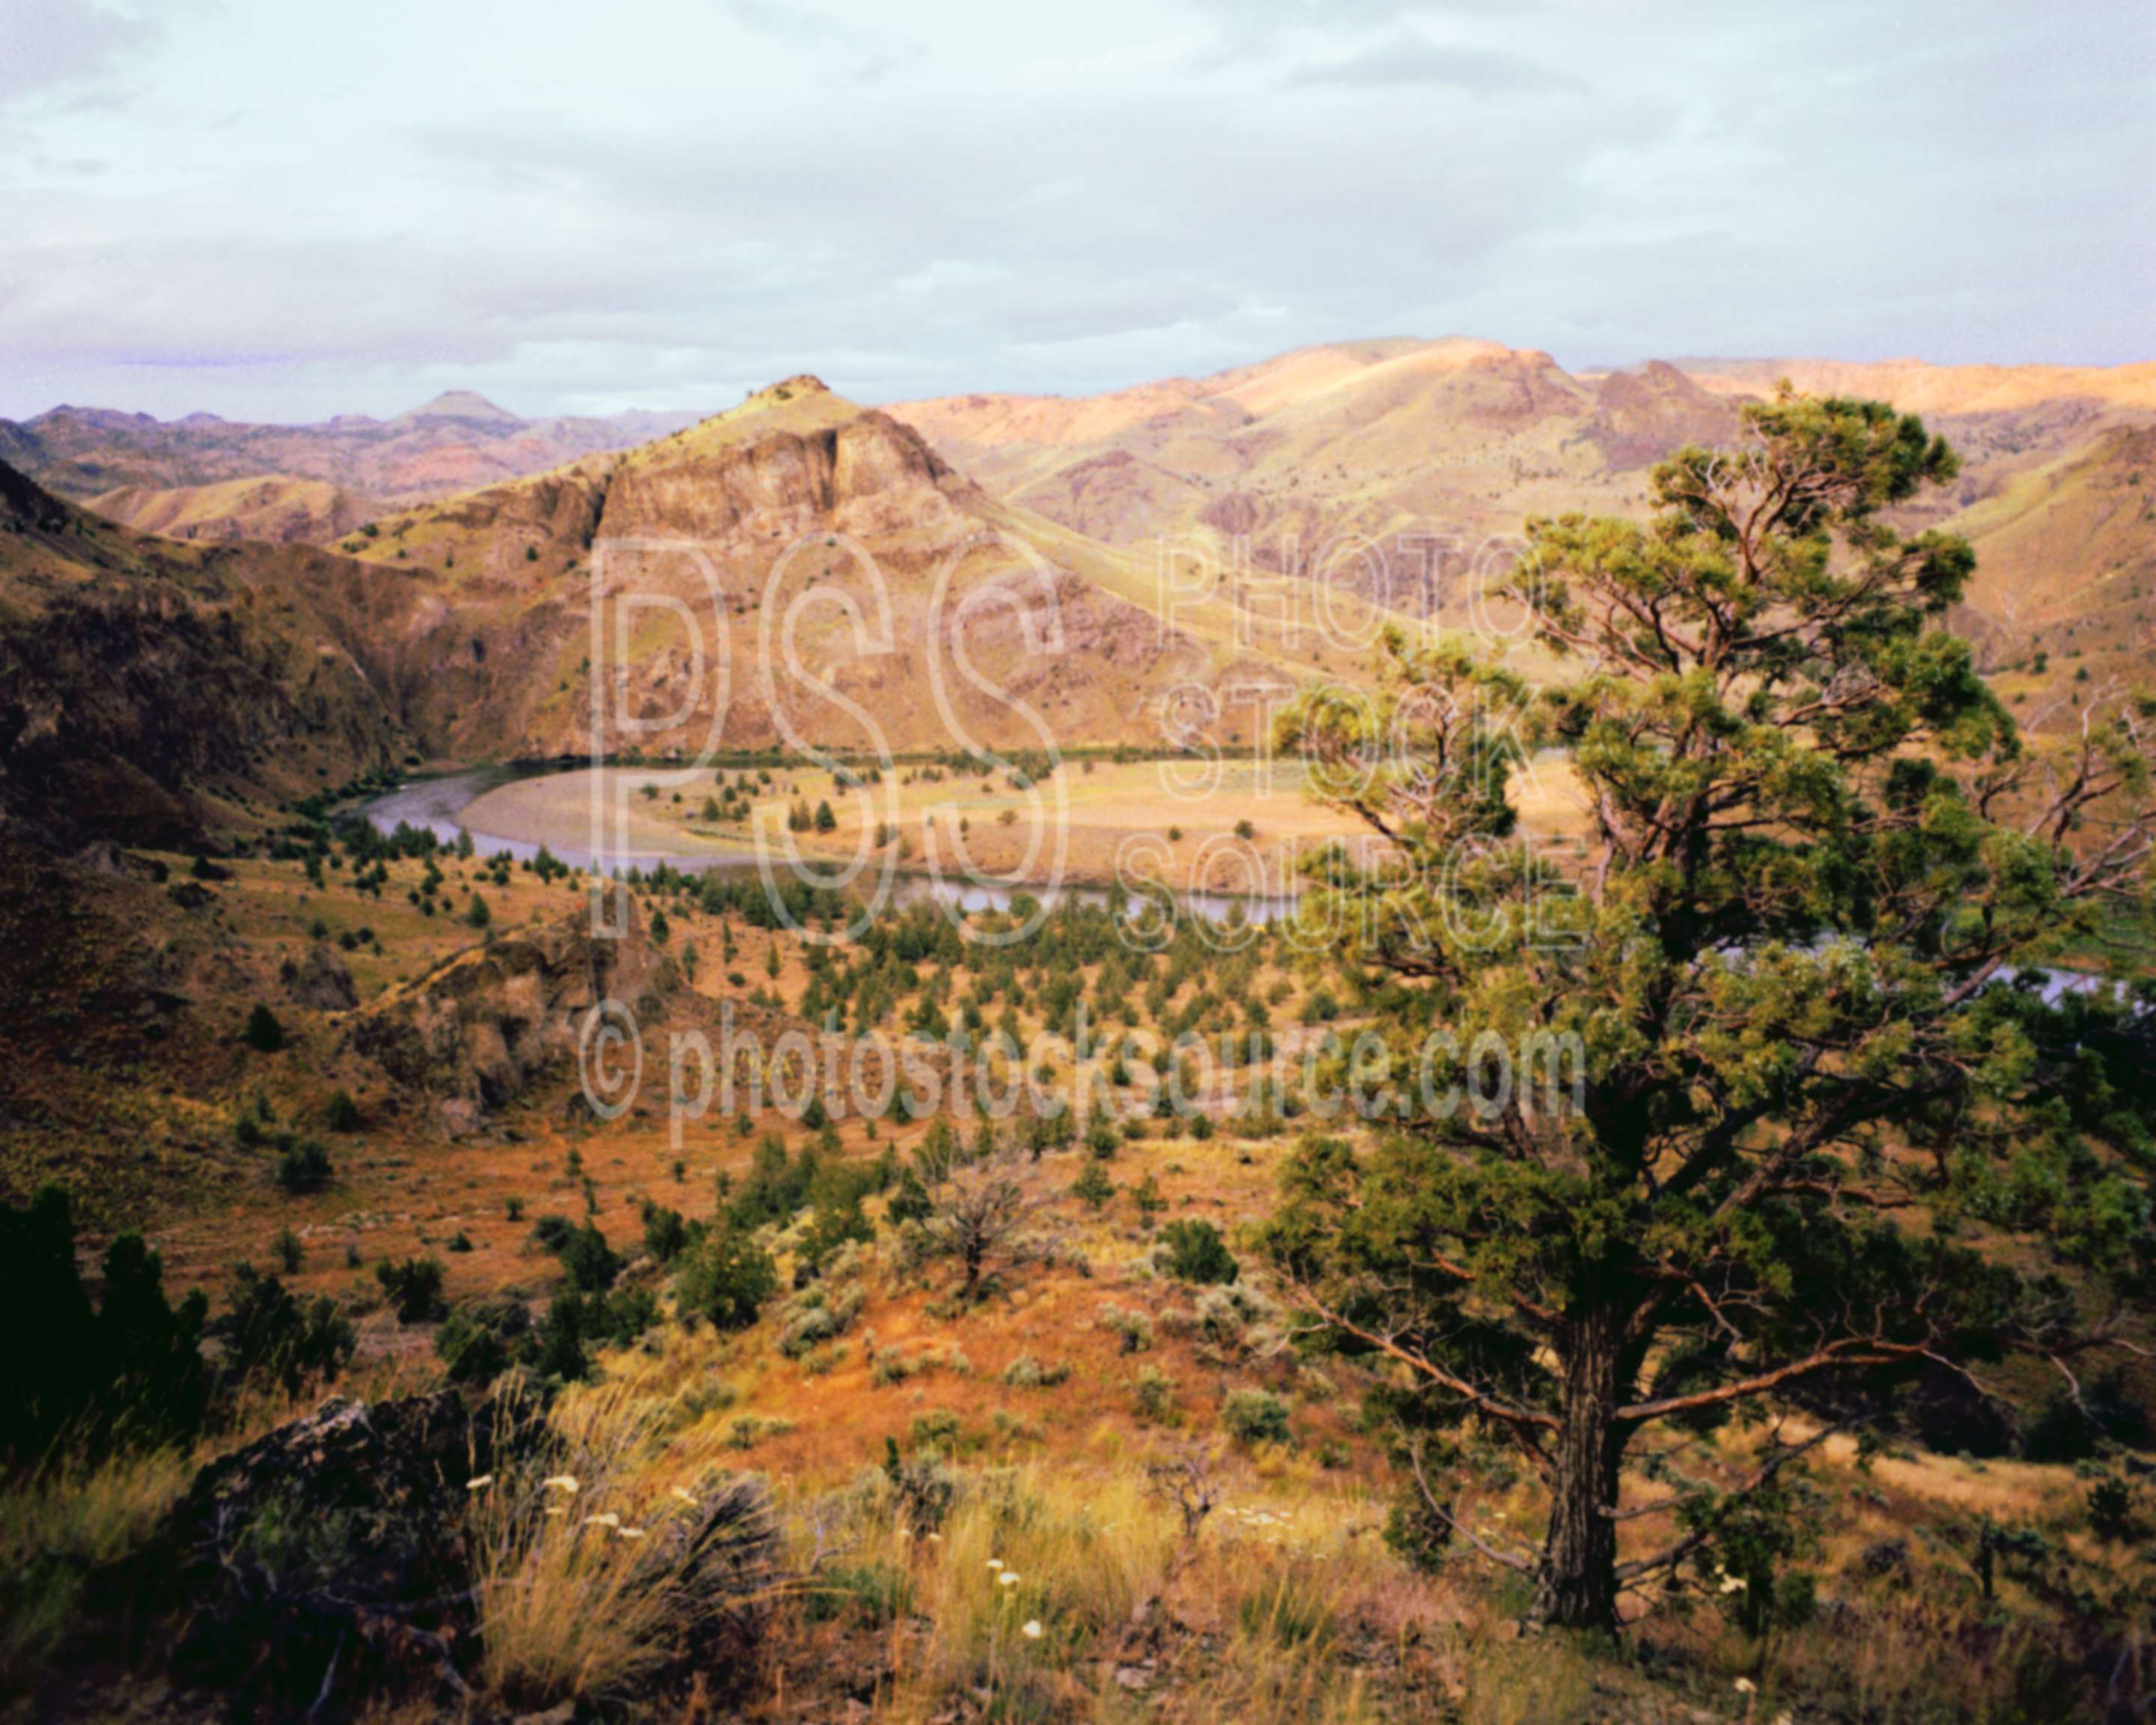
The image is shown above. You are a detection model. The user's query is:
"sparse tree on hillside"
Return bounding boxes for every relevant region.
[911,1143,1065,1299]
[1268,392,2156,1631]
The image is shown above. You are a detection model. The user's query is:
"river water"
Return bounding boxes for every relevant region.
[357,769,2140,1000]
[356,767,1303,925]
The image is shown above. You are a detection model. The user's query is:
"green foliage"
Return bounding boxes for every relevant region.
[1001,1354,1071,1389]
[243,1003,285,1053]
[1682,1476,1822,1640]
[434,1297,531,1385]
[1222,1389,1292,1447]
[806,1560,913,1627]
[675,1225,778,1331]
[0,1188,209,1461]
[1071,1160,1115,1210]
[1130,1365,1178,1424]
[552,1220,621,1292]
[1157,1218,1239,1285]
[218,1265,354,1400]
[374,1256,447,1324]
[323,1089,362,1132]
[1265,394,2156,1629]
[640,1201,692,1265]
[525,1284,659,1383]
[275,1140,332,1193]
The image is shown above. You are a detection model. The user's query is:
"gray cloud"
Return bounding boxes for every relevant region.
[0,0,2147,421]
[0,0,153,104]
[1279,31,1582,92]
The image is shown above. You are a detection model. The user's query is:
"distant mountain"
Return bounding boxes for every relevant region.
[0,393,704,541]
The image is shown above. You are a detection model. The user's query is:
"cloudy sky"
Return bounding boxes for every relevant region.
[2,0,2150,422]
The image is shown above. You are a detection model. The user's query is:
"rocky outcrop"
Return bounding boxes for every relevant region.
[126,1390,777,1717]
[600,410,975,545]
[346,892,680,1134]
[141,1391,516,1713]
[281,941,358,1011]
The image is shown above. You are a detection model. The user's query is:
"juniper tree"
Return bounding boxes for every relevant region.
[1268,392,2156,1631]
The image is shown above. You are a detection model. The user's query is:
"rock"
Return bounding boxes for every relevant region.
[71,839,162,880]
[346,889,677,1123]
[138,1390,525,1712]
[281,940,358,1011]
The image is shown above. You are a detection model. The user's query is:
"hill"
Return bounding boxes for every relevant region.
[82,474,383,545]
[892,338,1738,557]
[892,338,2156,702]
[0,460,430,848]
[339,375,1398,758]
[0,392,701,540]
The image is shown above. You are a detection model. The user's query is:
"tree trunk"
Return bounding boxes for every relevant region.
[1531,1303,1626,1633]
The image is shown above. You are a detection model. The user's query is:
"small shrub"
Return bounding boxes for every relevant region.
[324,1089,362,1131]
[375,1256,447,1324]
[724,1414,797,1450]
[1222,1389,1292,1447]
[219,1267,354,1398]
[1100,1306,1154,1354]
[1132,1366,1179,1424]
[243,1005,285,1053]
[1071,1160,1115,1209]
[554,1221,621,1292]
[640,1202,692,1265]
[2088,1475,2140,1542]
[1158,1219,1239,1285]
[275,1140,333,1193]
[881,1436,957,1532]
[1002,1354,1071,1389]
[435,1297,532,1384]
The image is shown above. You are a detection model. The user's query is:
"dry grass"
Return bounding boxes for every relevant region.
[466,1375,781,1710]
[0,1444,195,1689]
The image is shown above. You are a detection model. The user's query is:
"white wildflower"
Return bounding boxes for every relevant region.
[617,1527,647,1540]
[465,1474,495,1491]
[1022,1620,1044,1640]
[1735,1676,1756,1695]
[999,1572,1020,1587]
[542,1474,580,1494]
